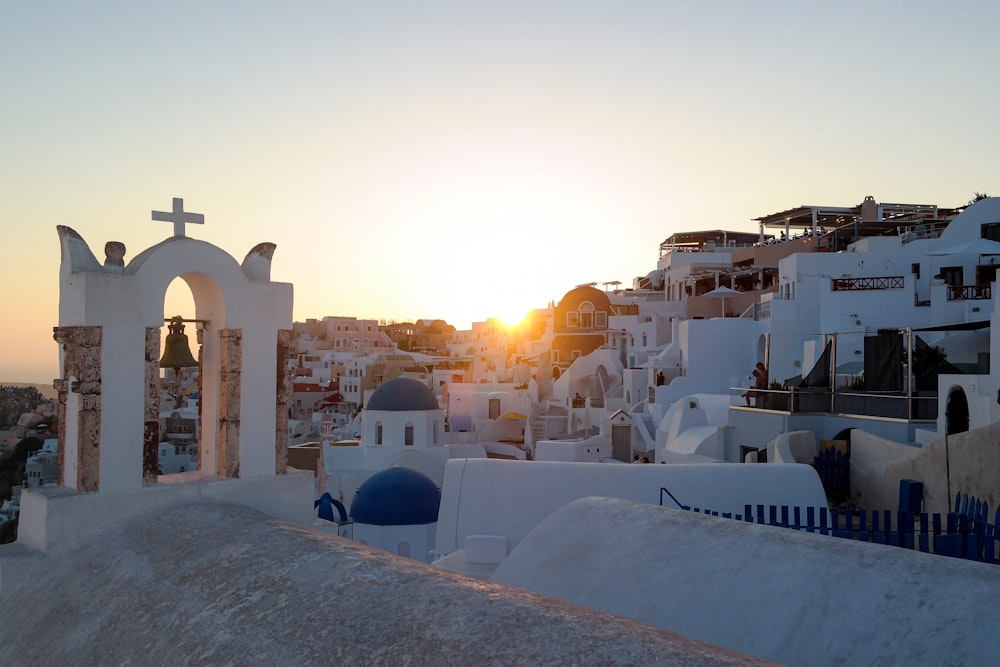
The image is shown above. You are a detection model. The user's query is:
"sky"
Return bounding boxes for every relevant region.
[2,1,999,383]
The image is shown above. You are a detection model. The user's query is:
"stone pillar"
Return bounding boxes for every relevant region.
[196,326,203,469]
[218,329,242,478]
[53,325,103,492]
[143,327,162,484]
[275,329,293,474]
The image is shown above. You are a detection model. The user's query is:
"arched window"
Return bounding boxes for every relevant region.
[397,541,411,557]
[375,422,383,445]
[579,301,594,328]
[404,423,414,446]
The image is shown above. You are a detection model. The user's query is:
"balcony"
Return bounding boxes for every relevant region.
[947,284,992,301]
[831,276,905,291]
[730,387,938,420]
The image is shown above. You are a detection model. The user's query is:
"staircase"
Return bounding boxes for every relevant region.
[536,356,554,402]
[528,404,547,449]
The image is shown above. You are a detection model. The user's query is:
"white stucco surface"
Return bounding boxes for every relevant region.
[434,459,826,557]
[492,496,1000,666]
[0,502,771,666]
[57,227,293,487]
[15,471,314,554]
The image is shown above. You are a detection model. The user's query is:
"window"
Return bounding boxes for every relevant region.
[551,349,560,363]
[579,301,594,328]
[375,422,383,445]
[404,423,414,446]
[595,311,607,328]
[940,266,963,286]
[566,312,579,328]
[983,222,1000,242]
[911,263,921,278]
[572,350,582,360]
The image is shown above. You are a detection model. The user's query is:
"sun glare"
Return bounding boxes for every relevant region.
[497,310,529,332]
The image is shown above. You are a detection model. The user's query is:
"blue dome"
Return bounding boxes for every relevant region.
[350,467,441,526]
[366,377,439,412]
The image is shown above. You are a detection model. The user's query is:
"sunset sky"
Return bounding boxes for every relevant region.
[2,2,999,382]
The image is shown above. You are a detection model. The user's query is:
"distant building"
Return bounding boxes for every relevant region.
[551,285,613,376]
[24,439,58,488]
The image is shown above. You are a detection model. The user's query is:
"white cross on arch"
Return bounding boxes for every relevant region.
[152,197,204,237]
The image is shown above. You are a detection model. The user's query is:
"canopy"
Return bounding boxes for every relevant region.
[923,238,1000,256]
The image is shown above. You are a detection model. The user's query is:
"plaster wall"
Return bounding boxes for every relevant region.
[434,458,826,556]
[535,438,610,462]
[0,502,765,666]
[678,317,760,377]
[16,471,314,554]
[767,430,816,464]
[491,496,1000,666]
[362,409,444,447]
[354,522,437,563]
[851,423,1000,514]
[100,324,147,491]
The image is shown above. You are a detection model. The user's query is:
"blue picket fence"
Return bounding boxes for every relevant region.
[664,489,1000,565]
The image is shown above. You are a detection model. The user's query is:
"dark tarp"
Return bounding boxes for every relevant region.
[800,342,832,388]
[864,330,902,392]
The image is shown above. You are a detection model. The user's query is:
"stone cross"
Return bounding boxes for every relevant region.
[152,197,204,238]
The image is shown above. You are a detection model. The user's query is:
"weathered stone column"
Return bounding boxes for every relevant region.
[196,326,203,470]
[143,327,161,484]
[274,329,293,474]
[218,329,242,478]
[53,325,103,492]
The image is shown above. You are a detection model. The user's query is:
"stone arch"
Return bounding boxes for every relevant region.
[54,223,293,493]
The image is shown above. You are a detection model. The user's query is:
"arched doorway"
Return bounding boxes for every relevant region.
[945,387,970,435]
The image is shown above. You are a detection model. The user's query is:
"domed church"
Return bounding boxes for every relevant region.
[362,377,445,447]
[319,377,487,560]
[350,466,442,561]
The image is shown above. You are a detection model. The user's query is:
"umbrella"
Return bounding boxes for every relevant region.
[703,286,741,317]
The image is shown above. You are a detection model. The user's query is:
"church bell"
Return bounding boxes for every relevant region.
[160,316,199,372]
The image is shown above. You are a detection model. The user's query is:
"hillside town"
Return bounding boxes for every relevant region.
[6,193,1000,664]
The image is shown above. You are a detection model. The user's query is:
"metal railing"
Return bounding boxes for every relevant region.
[730,387,938,420]
[831,276,905,291]
[947,284,992,301]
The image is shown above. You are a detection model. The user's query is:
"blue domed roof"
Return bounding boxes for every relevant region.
[350,467,441,526]
[366,377,439,412]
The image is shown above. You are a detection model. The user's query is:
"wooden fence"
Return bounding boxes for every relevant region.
[663,490,1000,565]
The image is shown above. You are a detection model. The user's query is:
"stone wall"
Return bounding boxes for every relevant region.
[275,329,292,474]
[52,325,102,492]
[143,327,161,483]
[217,329,242,478]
